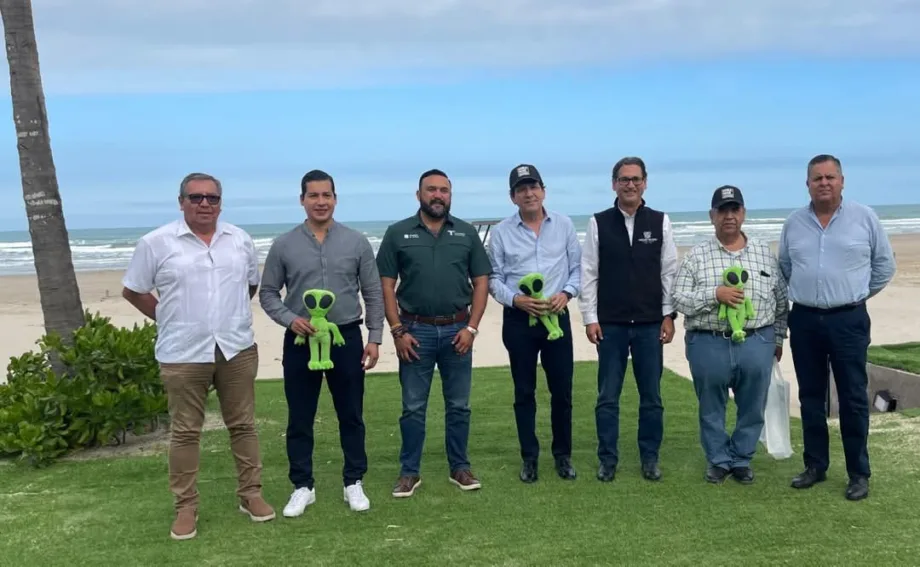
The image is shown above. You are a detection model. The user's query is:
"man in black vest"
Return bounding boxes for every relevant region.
[578,156,679,482]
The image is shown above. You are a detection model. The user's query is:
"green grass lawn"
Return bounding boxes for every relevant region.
[2,361,920,566]
[868,341,920,375]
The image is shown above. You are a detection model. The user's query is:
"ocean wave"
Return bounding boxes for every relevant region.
[1,216,919,275]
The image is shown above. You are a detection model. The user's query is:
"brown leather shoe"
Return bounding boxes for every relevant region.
[449,469,482,491]
[170,509,197,541]
[392,475,422,498]
[239,495,276,522]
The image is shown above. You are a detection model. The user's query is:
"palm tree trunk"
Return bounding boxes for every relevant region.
[1,0,85,349]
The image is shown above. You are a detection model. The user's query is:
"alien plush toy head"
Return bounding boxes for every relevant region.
[723,265,749,289]
[303,289,335,316]
[518,272,545,298]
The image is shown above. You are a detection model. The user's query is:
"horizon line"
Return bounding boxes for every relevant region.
[0,201,918,236]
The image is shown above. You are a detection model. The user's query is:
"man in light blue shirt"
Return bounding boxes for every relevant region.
[779,153,896,502]
[487,164,582,483]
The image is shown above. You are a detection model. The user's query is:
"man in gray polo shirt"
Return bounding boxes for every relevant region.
[259,169,385,517]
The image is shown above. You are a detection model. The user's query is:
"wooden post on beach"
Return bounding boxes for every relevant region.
[1,0,85,353]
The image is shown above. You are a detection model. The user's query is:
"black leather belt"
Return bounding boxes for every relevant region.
[400,309,469,326]
[690,328,758,340]
[792,302,864,314]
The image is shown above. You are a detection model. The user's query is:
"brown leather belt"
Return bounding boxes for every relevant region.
[400,309,469,326]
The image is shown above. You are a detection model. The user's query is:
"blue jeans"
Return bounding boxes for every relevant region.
[595,322,664,467]
[685,327,776,470]
[397,319,473,477]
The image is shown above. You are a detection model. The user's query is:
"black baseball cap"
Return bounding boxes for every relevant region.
[509,164,543,189]
[711,185,745,209]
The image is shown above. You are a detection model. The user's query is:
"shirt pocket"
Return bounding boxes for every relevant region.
[445,240,472,270]
[215,253,247,283]
[748,271,774,313]
[845,239,871,268]
[398,241,431,276]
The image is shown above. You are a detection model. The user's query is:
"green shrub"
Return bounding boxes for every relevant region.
[0,311,167,467]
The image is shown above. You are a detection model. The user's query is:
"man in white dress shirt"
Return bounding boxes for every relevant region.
[122,172,275,541]
[579,156,679,483]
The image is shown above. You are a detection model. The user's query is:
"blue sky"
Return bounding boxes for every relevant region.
[0,1,918,230]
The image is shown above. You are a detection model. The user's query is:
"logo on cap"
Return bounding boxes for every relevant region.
[516,166,530,177]
[721,187,735,199]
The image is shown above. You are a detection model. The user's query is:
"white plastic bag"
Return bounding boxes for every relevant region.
[759,360,794,459]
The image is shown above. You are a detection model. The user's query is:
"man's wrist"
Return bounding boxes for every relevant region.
[466,325,479,338]
[390,323,408,339]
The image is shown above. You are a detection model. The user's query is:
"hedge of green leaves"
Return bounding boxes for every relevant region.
[0,311,167,467]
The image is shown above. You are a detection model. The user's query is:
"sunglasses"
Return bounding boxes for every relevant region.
[186,193,221,205]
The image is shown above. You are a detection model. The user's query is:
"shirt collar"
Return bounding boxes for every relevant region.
[414,210,454,229]
[712,231,749,252]
[613,198,646,218]
[176,218,232,237]
[301,219,338,238]
[808,197,845,215]
[516,207,552,226]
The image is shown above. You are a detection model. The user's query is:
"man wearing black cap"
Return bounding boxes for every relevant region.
[579,156,678,482]
[487,164,582,483]
[672,185,788,484]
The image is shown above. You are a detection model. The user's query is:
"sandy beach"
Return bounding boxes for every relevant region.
[3,234,920,418]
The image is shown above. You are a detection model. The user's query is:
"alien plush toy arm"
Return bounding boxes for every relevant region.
[517,272,565,341]
[295,289,342,370]
[328,321,346,347]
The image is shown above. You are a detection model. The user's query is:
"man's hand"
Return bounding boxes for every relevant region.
[513,294,549,317]
[715,286,745,306]
[586,323,603,344]
[775,346,783,361]
[362,343,380,370]
[290,317,316,336]
[547,292,569,313]
[453,327,475,355]
[395,332,420,362]
[660,317,675,344]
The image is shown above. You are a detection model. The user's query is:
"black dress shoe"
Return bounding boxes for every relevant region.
[520,461,538,483]
[705,466,730,484]
[556,457,577,480]
[731,466,754,484]
[845,476,869,501]
[597,463,616,482]
[641,462,662,481]
[790,467,827,489]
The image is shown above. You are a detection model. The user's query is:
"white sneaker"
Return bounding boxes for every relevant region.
[282,487,315,518]
[343,481,370,512]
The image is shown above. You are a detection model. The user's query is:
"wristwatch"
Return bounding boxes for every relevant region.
[667,311,678,320]
[563,291,573,300]
[466,326,479,337]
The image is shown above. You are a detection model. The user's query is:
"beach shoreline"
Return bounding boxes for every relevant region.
[3,233,920,419]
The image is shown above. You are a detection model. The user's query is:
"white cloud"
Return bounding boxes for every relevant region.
[8,0,920,94]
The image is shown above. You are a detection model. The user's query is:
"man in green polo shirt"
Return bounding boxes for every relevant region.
[377,168,492,498]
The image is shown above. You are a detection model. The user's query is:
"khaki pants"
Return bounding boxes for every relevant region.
[160,344,263,511]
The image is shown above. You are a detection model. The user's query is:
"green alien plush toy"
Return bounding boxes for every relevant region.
[518,272,564,341]
[294,289,346,370]
[718,266,755,343]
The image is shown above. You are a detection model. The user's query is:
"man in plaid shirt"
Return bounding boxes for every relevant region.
[672,185,789,484]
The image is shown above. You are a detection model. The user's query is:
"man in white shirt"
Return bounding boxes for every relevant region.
[122,172,275,541]
[579,157,679,483]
